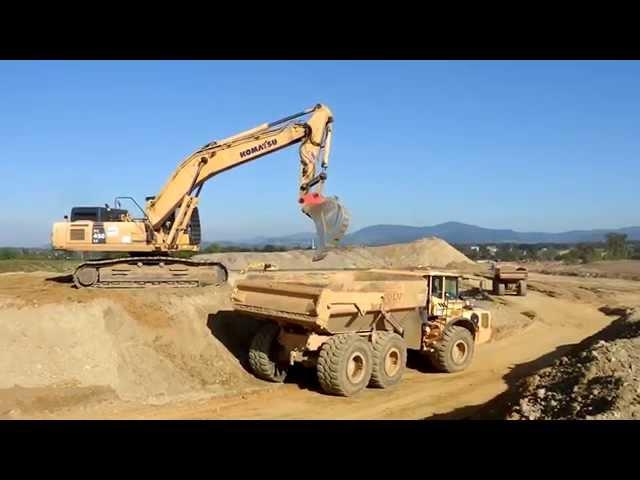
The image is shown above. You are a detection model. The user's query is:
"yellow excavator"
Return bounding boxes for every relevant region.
[51,104,350,288]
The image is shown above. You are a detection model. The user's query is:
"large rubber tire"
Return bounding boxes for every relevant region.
[495,283,506,296]
[248,323,287,383]
[369,332,407,388]
[518,280,527,296]
[431,325,475,373]
[317,334,373,396]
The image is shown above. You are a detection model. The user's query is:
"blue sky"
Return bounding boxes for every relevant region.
[1,60,639,246]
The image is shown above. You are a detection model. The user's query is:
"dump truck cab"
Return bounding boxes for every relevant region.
[427,270,461,316]
[420,270,493,354]
[231,268,493,397]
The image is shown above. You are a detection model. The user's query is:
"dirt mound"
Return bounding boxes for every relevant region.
[0,284,262,416]
[197,237,477,271]
[504,307,640,420]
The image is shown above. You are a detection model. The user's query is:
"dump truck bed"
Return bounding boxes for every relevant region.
[231,269,430,334]
[494,266,528,281]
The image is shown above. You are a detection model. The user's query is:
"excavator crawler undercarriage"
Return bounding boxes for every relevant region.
[72,256,228,288]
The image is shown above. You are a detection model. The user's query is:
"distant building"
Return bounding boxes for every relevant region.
[486,246,498,256]
[470,246,480,252]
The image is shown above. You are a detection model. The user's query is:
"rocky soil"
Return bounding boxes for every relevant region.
[505,307,640,420]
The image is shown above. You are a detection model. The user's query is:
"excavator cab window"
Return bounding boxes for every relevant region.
[70,207,100,222]
[70,207,129,223]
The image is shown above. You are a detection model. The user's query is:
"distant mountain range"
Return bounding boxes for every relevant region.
[214,222,640,247]
[344,222,640,246]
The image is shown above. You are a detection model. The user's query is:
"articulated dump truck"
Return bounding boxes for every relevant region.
[231,269,493,396]
[491,264,528,296]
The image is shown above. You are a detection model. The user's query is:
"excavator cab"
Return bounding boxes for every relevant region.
[300,193,350,261]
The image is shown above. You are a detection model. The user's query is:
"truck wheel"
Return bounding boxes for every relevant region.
[431,326,475,373]
[248,323,287,383]
[369,332,406,388]
[317,334,373,396]
[518,280,527,296]
[495,283,505,296]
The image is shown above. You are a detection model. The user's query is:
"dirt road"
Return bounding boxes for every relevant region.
[35,273,633,420]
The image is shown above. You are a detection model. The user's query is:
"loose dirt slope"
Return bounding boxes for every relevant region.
[0,273,261,417]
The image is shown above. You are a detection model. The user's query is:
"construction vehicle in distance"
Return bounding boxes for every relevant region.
[231,269,493,396]
[491,264,528,296]
[51,104,349,288]
[241,262,279,274]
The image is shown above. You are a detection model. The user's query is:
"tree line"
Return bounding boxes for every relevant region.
[456,233,639,264]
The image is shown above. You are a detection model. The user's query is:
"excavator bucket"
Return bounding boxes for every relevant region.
[301,193,350,261]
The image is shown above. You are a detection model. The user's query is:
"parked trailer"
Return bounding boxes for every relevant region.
[491,265,528,296]
[231,269,492,396]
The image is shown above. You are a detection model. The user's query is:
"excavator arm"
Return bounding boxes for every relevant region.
[144,104,349,259]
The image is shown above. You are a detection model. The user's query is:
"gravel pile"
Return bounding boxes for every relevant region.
[506,308,640,420]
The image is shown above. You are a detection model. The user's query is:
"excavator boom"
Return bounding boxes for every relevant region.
[143,104,349,256]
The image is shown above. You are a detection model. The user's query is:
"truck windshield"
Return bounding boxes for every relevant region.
[445,277,458,299]
[432,276,444,299]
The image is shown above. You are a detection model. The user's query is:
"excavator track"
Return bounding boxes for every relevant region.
[72,256,228,289]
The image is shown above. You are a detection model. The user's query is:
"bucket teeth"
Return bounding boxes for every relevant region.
[302,196,350,261]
